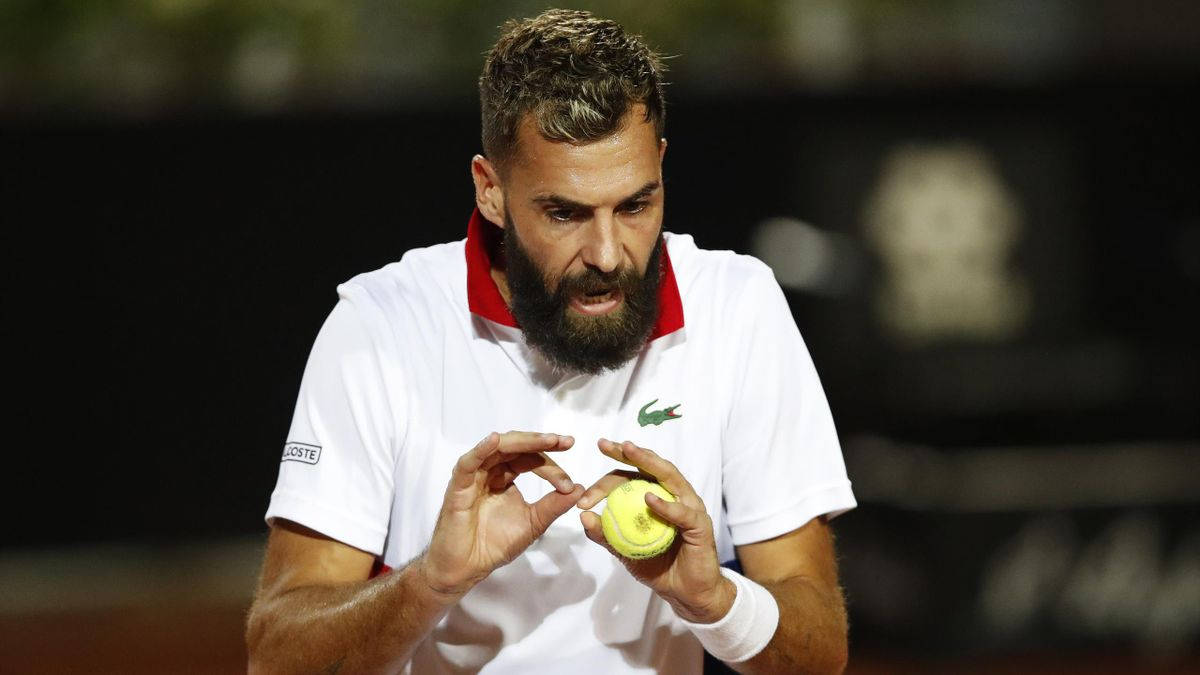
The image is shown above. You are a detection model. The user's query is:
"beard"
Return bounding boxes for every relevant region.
[502,212,663,375]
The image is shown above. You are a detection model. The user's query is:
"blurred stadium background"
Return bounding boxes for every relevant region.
[3,0,1198,672]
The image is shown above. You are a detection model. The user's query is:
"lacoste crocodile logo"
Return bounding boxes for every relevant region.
[638,399,682,427]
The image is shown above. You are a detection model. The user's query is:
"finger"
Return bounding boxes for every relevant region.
[581,510,682,567]
[529,455,575,494]
[497,431,574,455]
[456,432,571,484]
[487,467,518,491]
[579,510,615,552]
[597,438,637,467]
[484,452,575,494]
[480,451,517,472]
[645,491,709,537]
[506,452,575,494]
[451,433,500,490]
[479,433,573,473]
[577,469,643,510]
[598,439,700,505]
[529,484,584,534]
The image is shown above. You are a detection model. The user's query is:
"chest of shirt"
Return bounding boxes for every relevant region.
[388,326,725,559]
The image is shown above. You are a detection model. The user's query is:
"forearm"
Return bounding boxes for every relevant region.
[727,576,848,675]
[246,555,460,674]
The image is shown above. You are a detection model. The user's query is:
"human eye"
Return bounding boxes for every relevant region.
[621,201,649,215]
[544,205,590,223]
[545,207,577,223]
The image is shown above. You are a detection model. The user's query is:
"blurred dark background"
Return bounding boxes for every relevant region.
[3,1,1198,672]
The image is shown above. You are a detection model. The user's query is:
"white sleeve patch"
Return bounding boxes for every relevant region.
[264,296,398,556]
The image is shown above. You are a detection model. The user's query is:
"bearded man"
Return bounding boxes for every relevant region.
[247,9,855,674]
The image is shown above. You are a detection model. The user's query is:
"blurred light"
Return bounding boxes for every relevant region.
[845,436,1200,511]
[1055,513,1163,636]
[1143,532,1200,655]
[149,0,214,21]
[979,515,1077,637]
[2,1,1195,117]
[975,512,1200,651]
[231,32,300,111]
[864,142,1031,346]
[750,216,861,297]
[779,0,863,88]
[959,0,1081,82]
[866,0,1081,84]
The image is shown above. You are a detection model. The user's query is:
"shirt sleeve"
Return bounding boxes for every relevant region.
[264,293,400,556]
[720,263,856,546]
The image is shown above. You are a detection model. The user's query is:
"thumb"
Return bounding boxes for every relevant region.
[529,484,583,534]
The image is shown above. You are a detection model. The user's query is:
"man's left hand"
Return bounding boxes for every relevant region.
[578,439,735,624]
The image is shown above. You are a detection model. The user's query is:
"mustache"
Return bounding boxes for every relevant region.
[554,265,641,297]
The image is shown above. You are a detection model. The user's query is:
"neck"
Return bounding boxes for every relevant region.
[489,266,512,307]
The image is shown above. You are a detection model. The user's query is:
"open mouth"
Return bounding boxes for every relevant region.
[569,288,624,315]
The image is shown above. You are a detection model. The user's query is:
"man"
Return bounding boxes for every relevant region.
[247,9,855,674]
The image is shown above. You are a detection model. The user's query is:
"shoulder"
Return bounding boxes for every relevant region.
[334,239,467,324]
[664,232,780,316]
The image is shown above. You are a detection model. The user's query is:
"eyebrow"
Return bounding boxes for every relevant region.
[532,180,661,210]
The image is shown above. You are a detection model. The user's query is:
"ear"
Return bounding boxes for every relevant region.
[471,155,506,227]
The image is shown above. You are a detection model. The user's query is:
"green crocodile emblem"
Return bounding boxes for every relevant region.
[637,399,682,427]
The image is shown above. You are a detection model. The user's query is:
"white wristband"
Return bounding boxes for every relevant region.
[678,567,780,663]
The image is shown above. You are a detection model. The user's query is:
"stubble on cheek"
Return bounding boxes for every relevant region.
[501,208,663,374]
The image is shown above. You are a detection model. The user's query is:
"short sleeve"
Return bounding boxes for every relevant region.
[721,264,856,546]
[264,295,399,556]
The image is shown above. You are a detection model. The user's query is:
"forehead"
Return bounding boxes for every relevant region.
[507,106,661,202]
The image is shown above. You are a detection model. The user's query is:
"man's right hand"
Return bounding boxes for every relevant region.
[247,432,579,673]
[419,431,582,597]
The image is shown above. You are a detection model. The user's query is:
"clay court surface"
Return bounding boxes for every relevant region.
[3,606,1196,674]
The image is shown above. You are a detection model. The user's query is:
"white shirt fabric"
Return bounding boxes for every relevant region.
[266,211,856,674]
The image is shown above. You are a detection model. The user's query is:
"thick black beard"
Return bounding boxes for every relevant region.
[503,215,663,375]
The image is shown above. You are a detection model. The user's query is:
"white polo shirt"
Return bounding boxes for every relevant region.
[266,209,856,674]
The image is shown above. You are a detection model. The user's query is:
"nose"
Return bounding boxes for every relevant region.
[580,211,621,274]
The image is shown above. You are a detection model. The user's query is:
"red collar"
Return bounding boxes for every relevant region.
[465,208,684,339]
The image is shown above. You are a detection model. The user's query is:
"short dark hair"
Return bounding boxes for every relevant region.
[479,9,667,171]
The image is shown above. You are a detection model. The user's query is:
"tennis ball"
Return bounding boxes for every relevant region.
[600,479,677,559]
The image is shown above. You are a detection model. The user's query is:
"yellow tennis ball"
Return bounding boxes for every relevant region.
[600,479,677,559]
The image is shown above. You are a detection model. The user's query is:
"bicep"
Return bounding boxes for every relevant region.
[255,518,377,601]
[734,516,840,590]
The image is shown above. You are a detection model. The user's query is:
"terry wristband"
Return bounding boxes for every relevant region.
[679,567,781,663]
